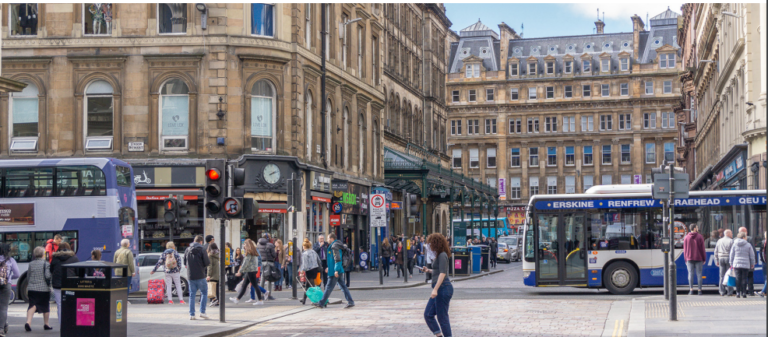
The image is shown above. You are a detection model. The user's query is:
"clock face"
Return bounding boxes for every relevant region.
[263,164,281,184]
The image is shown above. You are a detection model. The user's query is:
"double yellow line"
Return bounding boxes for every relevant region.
[612,319,625,337]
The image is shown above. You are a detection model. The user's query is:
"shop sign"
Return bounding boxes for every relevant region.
[332,181,368,215]
[331,180,348,191]
[259,208,287,213]
[340,192,357,205]
[498,178,506,200]
[506,206,525,226]
[332,203,342,214]
[330,214,341,226]
[311,196,331,203]
[0,203,34,226]
[128,142,144,152]
[132,166,204,188]
[310,172,332,192]
[391,201,402,210]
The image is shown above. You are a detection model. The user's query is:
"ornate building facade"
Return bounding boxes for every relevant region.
[446,11,680,217]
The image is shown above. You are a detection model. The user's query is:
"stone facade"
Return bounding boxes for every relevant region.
[446,12,679,208]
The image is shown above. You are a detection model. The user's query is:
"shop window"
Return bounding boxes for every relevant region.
[9,4,38,36]
[158,4,187,34]
[84,4,113,36]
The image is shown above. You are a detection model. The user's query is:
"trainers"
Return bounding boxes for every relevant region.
[189,316,196,320]
[245,299,255,303]
[229,297,239,304]
[180,300,186,305]
[169,300,174,305]
[698,290,703,296]
[253,301,264,306]
[688,289,694,295]
[344,303,355,309]
[264,291,270,299]
[199,313,209,319]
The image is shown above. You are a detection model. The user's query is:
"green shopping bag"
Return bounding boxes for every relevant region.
[306,286,324,304]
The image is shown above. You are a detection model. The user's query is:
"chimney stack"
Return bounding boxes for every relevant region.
[594,8,605,34]
[631,14,646,61]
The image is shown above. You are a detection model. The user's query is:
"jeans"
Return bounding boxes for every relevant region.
[275,263,284,287]
[249,284,266,300]
[165,272,183,302]
[238,272,263,301]
[761,278,767,294]
[382,257,391,276]
[735,268,750,296]
[286,262,292,287]
[686,260,703,290]
[320,260,328,288]
[319,274,354,307]
[424,281,453,337]
[747,270,754,293]
[417,256,425,272]
[188,278,207,316]
[127,276,132,296]
[718,259,733,295]
[0,284,10,330]
[53,288,62,324]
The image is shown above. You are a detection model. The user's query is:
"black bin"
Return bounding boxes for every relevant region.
[451,247,471,276]
[60,261,128,337]
[480,246,490,271]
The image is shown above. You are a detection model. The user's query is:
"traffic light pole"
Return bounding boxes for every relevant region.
[668,163,677,321]
[663,199,669,301]
[219,218,226,323]
[403,190,408,284]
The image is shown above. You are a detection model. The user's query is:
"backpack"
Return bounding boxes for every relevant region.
[264,263,281,282]
[342,246,353,270]
[164,252,178,270]
[0,260,8,286]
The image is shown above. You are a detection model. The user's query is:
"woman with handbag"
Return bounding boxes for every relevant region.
[207,243,220,307]
[381,238,392,277]
[230,240,264,305]
[24,247,52,332]
[299,239,322,305]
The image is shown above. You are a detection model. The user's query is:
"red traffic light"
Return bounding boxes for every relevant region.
[206,168,221,181]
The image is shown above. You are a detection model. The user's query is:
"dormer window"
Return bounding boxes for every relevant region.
[601,58,610,72]
[546,62,554,74]
[582,60,591,72]
[528,62,536,75]
[659,53,676,69]
[465,64,480,78]
[509,63,519,76]
[564,60,572,73]
[620,58,629,71]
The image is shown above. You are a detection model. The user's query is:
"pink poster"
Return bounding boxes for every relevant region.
[454,259,462,270]
[76,298,95,326]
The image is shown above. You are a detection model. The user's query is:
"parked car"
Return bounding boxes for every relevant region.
[136,253,189,297]
[497,236,522,262]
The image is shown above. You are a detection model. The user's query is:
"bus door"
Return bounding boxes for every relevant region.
[536,213,588,285]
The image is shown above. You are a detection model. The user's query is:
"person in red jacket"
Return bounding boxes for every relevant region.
[683,224,706,295]
[45,235,62,263]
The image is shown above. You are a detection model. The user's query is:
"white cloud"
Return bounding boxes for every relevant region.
[569,3,685,22]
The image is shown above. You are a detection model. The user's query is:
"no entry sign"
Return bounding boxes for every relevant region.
[370,193,386,228]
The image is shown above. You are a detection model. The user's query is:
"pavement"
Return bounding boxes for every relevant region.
[344,265,504,290]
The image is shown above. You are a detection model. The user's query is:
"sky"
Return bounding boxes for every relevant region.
[444,3,685,39]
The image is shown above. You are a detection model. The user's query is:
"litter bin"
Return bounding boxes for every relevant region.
[61,261,128,337]
[469,246,482,274]
[451,247,471,276]
[480,246,490,271]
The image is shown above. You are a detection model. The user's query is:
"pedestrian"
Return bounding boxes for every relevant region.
[150,242,185,304]
[24,247,52,332]
[416,237,424,274]
[315,233,354,309]
[704,230,719,248]
[342,243,352,287]
[714,230,735,296]
[729,232,756,298]
[204,235,215,252]
[738,226,757,296]
[233,248,243,273]
[50,242,79,325]
[683,223,706,295]
[760,232,767,297]
[313,235,329,289]
[381,238,392,277]
[424,234,435,283]
[113,239,136,300]
[407,237,417,276]
[207,243,220,307]
[184,235,211,319]
[420,233,454,337]
[224,242,232,275]
[230,239,264,305]
[489,238,498,269]
[44,235,62,263]
[299,239,322,305]
[0,243,20,337]
[285,241,294,290]
[274,239,285,291]
[395,237,405,278]
[256,233,277,297]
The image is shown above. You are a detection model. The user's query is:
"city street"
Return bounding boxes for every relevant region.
[5,262,764,337]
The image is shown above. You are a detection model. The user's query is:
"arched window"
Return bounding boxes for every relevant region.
[84,80,114,151]
[343,106,349,169]
[9,82,39,152]
[306,90,313,159]
[159,79,190,150]
[359,113,365,174]
[251,80,276,152]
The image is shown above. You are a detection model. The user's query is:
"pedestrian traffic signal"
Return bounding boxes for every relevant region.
[205,159,226,218]
[177,195,190,228]
[163,198,177,223]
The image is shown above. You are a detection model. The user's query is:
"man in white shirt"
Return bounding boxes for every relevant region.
[424,235,436,283]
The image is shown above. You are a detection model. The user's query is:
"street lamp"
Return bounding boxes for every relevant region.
[721,11,741,18]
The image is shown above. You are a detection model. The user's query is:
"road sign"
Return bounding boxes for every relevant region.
[652,172,690,199]
[370,193,386,227]
[223,198,242,217]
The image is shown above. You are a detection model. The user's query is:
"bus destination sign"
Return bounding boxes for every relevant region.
[536,196,766,210]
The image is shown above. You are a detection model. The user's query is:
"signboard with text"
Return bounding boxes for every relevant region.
[370,193,386,227]
[0,203,34,226]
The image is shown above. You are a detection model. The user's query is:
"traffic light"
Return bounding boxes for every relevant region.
[177,195,190,228]
[205,159,226,218]
[163,198,177,224]
[408,194,419,215]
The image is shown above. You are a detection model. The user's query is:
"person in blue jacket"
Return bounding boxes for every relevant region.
[315,233,355,309]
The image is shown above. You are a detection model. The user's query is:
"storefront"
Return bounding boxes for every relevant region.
[130,163,206,253]
[712,145,748,191]
[331,180,370,269]
[506,206,526,235]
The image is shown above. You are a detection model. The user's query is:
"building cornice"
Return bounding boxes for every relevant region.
[447,97,681,114]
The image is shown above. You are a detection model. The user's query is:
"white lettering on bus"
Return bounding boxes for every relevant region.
[674,198,721,207]
[738,197,764,205]
[607,200,655,208]
[553,201,594,209]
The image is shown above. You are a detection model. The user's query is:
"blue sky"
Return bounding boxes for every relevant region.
[444,3,685,38]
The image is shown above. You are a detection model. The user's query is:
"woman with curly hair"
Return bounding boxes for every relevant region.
[420,233,453,337]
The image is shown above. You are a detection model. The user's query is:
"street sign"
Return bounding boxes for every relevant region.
[390,201,402,210]
[370,193,386,227]
[652,172,690,199]
[223,198,242,217]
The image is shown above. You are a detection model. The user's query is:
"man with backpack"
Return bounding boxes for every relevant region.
[256,233,277,299]
[341,244,353,287]
[315,233,354,309]
[184,236,210,320]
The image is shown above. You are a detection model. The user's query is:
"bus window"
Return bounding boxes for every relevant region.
[116,166,131,187]
[119,207,135,239]
[57,166,106,196]
[4,232,33,262]
[4,167,54,197]
[588,208,661,251]
[524,226,534,262]
[32,231,78,254]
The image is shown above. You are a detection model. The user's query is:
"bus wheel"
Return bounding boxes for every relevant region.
[604,261,637,295]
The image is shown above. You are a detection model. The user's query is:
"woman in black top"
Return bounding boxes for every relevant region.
[381,238,393,277]
[420,233,453,337]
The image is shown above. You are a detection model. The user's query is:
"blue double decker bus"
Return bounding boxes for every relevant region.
[0,158,139,301]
